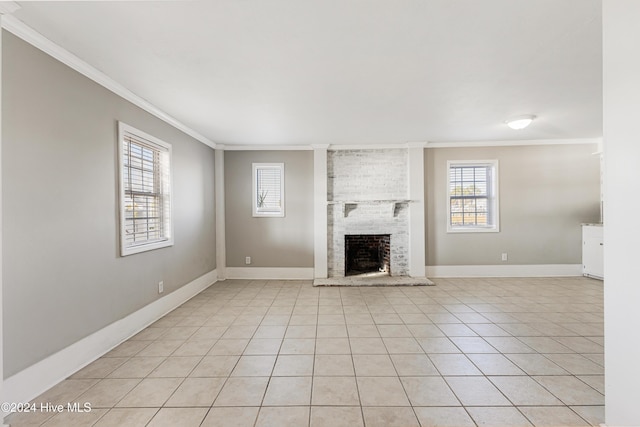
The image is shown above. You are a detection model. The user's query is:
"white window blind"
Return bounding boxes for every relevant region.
[118,122,173,255]
[252,163,285,217]
[447,160,499,232]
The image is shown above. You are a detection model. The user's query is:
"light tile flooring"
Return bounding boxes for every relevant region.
[7,277,604,427]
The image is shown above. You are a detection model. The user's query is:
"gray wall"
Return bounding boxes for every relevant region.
[425,144,600,266]
[225,151,314,267]
[2,32,216,377]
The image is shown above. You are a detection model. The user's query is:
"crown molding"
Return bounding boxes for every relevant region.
[1,15,218,149]
[328,143,410,150]
[224,144,313,151]
[0,2,20,15]
[406,141,427,148]
[424,138,602,148]
[223,143,401,151]
[219,138,600,151]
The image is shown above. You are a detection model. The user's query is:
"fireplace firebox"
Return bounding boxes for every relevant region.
[345,234,391,276]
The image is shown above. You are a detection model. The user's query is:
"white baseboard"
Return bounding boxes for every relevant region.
[426,264,582,278]
[225,267,314,280]
[3,269,218,406]
[224,265,582,280]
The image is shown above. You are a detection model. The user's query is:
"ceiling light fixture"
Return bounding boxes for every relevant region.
[505,115,536,130]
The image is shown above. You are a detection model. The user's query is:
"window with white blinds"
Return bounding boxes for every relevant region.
[252,163,285,217]
[118,122,173,255]
[447,160,499,232]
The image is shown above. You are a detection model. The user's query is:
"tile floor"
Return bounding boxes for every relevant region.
[6,277,604,427]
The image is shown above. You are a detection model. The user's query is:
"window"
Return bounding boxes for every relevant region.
[447,160,499,232]
[118,122,173,256]
[252,163,284,217]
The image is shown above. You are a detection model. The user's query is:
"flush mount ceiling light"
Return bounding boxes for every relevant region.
[505,115,536,130]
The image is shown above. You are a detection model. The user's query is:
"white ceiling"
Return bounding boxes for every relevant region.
[10,0,602,147]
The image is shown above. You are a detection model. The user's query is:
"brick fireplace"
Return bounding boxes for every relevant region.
[327,148,410,277]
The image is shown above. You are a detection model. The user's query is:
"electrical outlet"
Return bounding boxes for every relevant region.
[501,253,508,262]
[245,256,251,265]
[158,281,164,294]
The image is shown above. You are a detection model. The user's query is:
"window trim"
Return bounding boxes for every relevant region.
[446,159,499,233]
[118,121,174,256]
[252,163,285,217]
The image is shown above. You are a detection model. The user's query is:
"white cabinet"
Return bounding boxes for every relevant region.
[582,224,603,279]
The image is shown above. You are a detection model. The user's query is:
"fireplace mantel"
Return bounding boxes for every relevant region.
[328,200,412,217]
